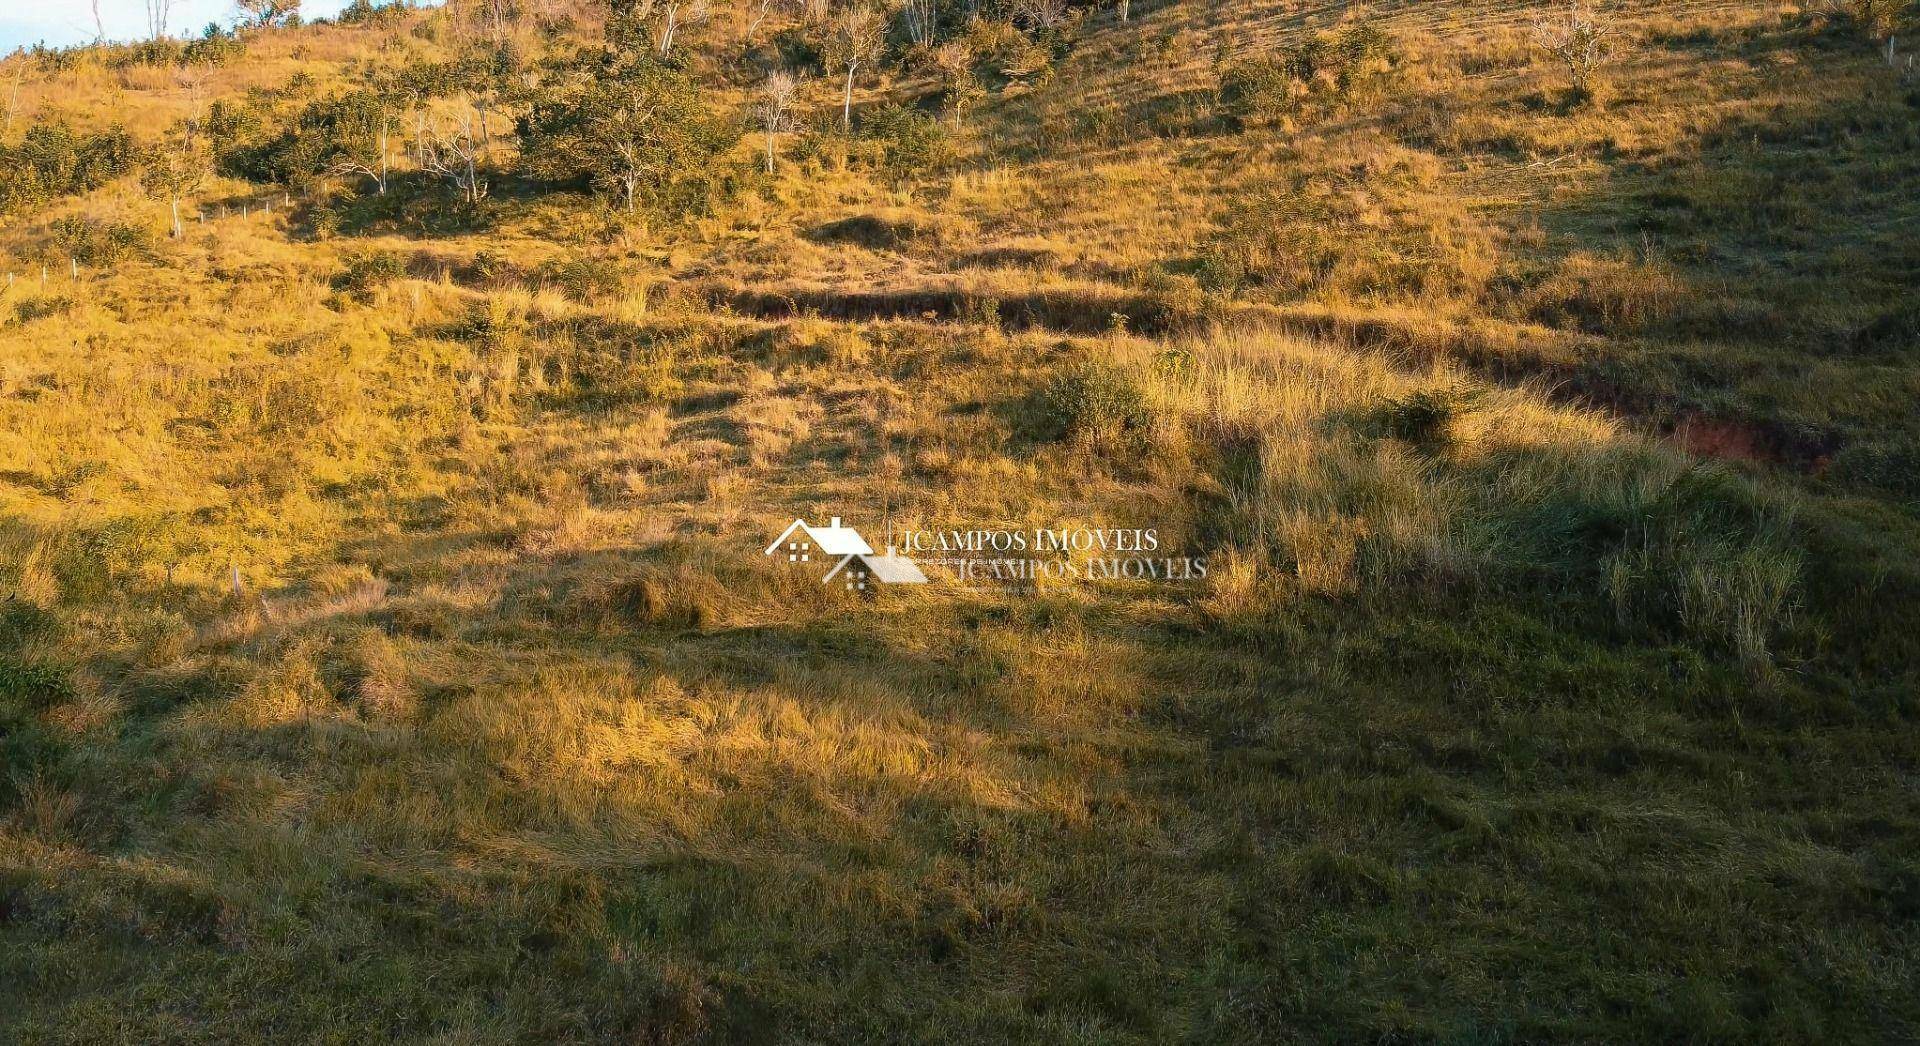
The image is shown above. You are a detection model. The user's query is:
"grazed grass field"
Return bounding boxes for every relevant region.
[3,0,1919,1041]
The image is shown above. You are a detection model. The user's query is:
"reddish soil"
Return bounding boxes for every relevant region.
[1662,411,1836,473]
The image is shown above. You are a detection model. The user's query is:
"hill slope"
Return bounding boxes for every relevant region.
[3,0,1919,1040]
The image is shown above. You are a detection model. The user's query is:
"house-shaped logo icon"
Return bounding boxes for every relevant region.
[765,517,928,588]
[823,544,928,590]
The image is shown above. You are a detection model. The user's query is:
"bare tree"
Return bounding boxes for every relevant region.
[4,65,26,136]
[1011,0,1068,32]
[1533,2,1614,97]
[658,0,711,55]
[897,0,936,48]
[146,0,173,39]
[753,69,799,173]
[421,108,490,203]
[822,6,885,130]
[92,0,107,42]
[481,0,514,39]
[932,41,981,127]
[745,0,786,40]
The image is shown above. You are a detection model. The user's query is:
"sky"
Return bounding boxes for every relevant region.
[1,0,409,53]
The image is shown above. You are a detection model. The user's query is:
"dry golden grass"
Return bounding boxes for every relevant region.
[3,0,1920,1040]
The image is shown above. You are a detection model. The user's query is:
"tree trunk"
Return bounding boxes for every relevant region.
[843,67,856,129]
[766,130,776,173]
[170,195,181,238]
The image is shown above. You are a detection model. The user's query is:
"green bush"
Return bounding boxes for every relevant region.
[47,215,151,267]
[334,250,409,294]
[13,296,78,323]
[183,26,248,67]
[517,53,736,216]
[1842,0,1908,39]
[0,121,138,215]
[1218,58,1296,126]
[1040,361,1155,449]
[533,256,626,301]
[857,104,951,180]
[0,656,71,711]
[227,89,401,191]
[110,38,186,69]
[1374,385,1484,452]
[338,0,411,27]
[1218,20,1400,128]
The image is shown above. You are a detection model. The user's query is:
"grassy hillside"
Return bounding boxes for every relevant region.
[3,0,1919,1041]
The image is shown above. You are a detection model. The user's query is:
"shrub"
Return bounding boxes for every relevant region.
[1373,385,1484,452]
[338,0,411,27]
[30,44,87,73]
[1218,56,1297,126]
[533,256,626,301]
[1842,0,1907,39]
[1040,361,1155,450]
[0,121,139,215]
[111,38,187,69]
[52,515,193,597]
[48,215,152,267]
[183,26,247,67]
[463,250,523,287]
[335,250,409,294]
[857,103,950,180]
[13,297,78,323]
[1219,20,1400,128]
[229,90,403,191]
[0,656,71,711]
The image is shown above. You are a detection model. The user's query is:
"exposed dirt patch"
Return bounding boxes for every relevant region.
[1667,414,1775,465]
[1658,411,1839,472]
[706,284,1180,335]
[1257,310,1846,473]
[707,289,1849,473]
